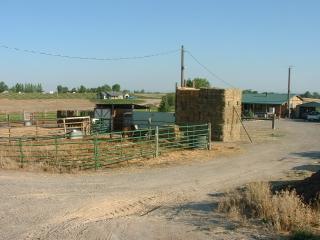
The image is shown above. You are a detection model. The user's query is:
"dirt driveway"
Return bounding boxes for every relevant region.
[0,120,319,239]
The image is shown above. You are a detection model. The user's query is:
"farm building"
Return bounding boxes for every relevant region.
[296,101,320,118]
[301,97,320,103]
[242,93,303,118]
[175,87,242,141]
[97,92,130,100]
[94,103,148,132]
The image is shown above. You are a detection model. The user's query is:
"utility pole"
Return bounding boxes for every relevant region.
[180,45,184,87]
[287,66,291,118]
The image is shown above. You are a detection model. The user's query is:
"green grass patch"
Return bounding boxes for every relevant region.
[132,93,166,99]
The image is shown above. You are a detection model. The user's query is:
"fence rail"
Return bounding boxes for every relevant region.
[0,123,210,170]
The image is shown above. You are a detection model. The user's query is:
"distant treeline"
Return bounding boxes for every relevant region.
[0,82,43,93]
[243,89,320,99]
[0,81,126,94]
[56,83,122,94]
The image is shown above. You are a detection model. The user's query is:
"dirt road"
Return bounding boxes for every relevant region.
[0,120,319,239]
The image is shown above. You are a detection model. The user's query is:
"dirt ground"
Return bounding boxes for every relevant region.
[0,98,96,112]
[0,120,320,239]
[0,98,159,113]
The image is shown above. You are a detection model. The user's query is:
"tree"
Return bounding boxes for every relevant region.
[166,93,175,107]
[186,79,193,87]
[96,84,111,93]
[112,84,121,92]
[194,78,210,88]
[312,92,320,99]
[78,85,86,93]
[185,78,210,89]
[0,81,8,92]
[301,91,313,98]
[12,83,24,93]
[57,85,69,93]
[158,95,170,112]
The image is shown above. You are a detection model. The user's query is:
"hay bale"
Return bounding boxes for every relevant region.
[176,88,242,141]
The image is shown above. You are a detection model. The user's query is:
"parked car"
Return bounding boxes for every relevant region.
[307,111,320,121]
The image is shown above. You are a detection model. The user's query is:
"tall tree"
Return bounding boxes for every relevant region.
[301,91,313,98]
[0,81,8,92]
[78,85,86,93]
[158,95,170,112]
[186,78,210,89]
[112,84,121,92]
[57,85,69,93]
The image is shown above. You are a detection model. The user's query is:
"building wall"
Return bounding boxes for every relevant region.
[176,87,242,141]
[290,96,303,108]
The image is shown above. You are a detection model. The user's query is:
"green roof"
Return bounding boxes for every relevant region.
[242,93,298,105]
[299,101,320,108]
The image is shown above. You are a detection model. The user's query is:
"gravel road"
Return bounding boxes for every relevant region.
[0,120,319,239]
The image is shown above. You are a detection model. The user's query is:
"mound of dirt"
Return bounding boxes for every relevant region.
[290,171,320,203]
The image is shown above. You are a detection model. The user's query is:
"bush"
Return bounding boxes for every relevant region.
[218,182,320,232]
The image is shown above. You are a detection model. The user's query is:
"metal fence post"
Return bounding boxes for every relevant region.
[208,122,212,150]
[54,136,58,166]
[18,138,24,168]
[155,126,159,157]
[94,135,100,170]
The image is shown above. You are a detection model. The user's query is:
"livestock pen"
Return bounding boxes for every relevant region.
[0,123,211,171]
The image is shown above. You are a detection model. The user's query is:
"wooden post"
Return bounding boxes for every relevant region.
[94,136,100,170]
[8,127,11,143]
[54,136,58,166]
[272,114,276,130]
[6,112,9,127]
[36,120,39,139]
[63,118,66,134]
[18,138,24,168]
[234,106,253,143]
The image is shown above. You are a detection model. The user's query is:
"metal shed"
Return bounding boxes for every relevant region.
[93,103,148,132]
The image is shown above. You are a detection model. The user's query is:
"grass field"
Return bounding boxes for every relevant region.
[132,93,166,99]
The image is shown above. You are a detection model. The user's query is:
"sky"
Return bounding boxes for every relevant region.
[0,0,319,93]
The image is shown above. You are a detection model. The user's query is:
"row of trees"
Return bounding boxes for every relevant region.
[0,81,43,93]
[56,83,121,94]
[300,91,320,99]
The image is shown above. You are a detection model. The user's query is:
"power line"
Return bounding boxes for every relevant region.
[185,50,235,88]
[0,43,180,61]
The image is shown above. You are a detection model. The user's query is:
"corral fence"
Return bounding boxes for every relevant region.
[0,123,211,170]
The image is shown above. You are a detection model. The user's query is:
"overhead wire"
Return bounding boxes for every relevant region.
[185,50,235,88]
[0,43,180,61]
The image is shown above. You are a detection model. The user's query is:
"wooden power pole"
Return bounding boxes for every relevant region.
[180,45,184,87]
[287,66,291,118]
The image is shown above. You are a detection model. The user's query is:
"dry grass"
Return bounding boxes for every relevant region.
[218,182,320,232]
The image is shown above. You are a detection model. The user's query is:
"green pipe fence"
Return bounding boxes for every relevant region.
[0,123,211,170]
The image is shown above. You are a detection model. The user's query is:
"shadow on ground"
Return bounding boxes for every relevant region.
[151,192,273,239]
[291,151,320,160]
[292,165,320,172]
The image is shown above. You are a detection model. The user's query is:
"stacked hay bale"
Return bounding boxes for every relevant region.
[175,87,242,141]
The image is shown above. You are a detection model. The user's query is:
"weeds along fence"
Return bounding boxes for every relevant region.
[0,123,211,170]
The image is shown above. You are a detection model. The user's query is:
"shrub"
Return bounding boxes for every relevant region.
[218,182,320,232]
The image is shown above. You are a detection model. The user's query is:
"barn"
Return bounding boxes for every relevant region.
[242,93,303,118]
